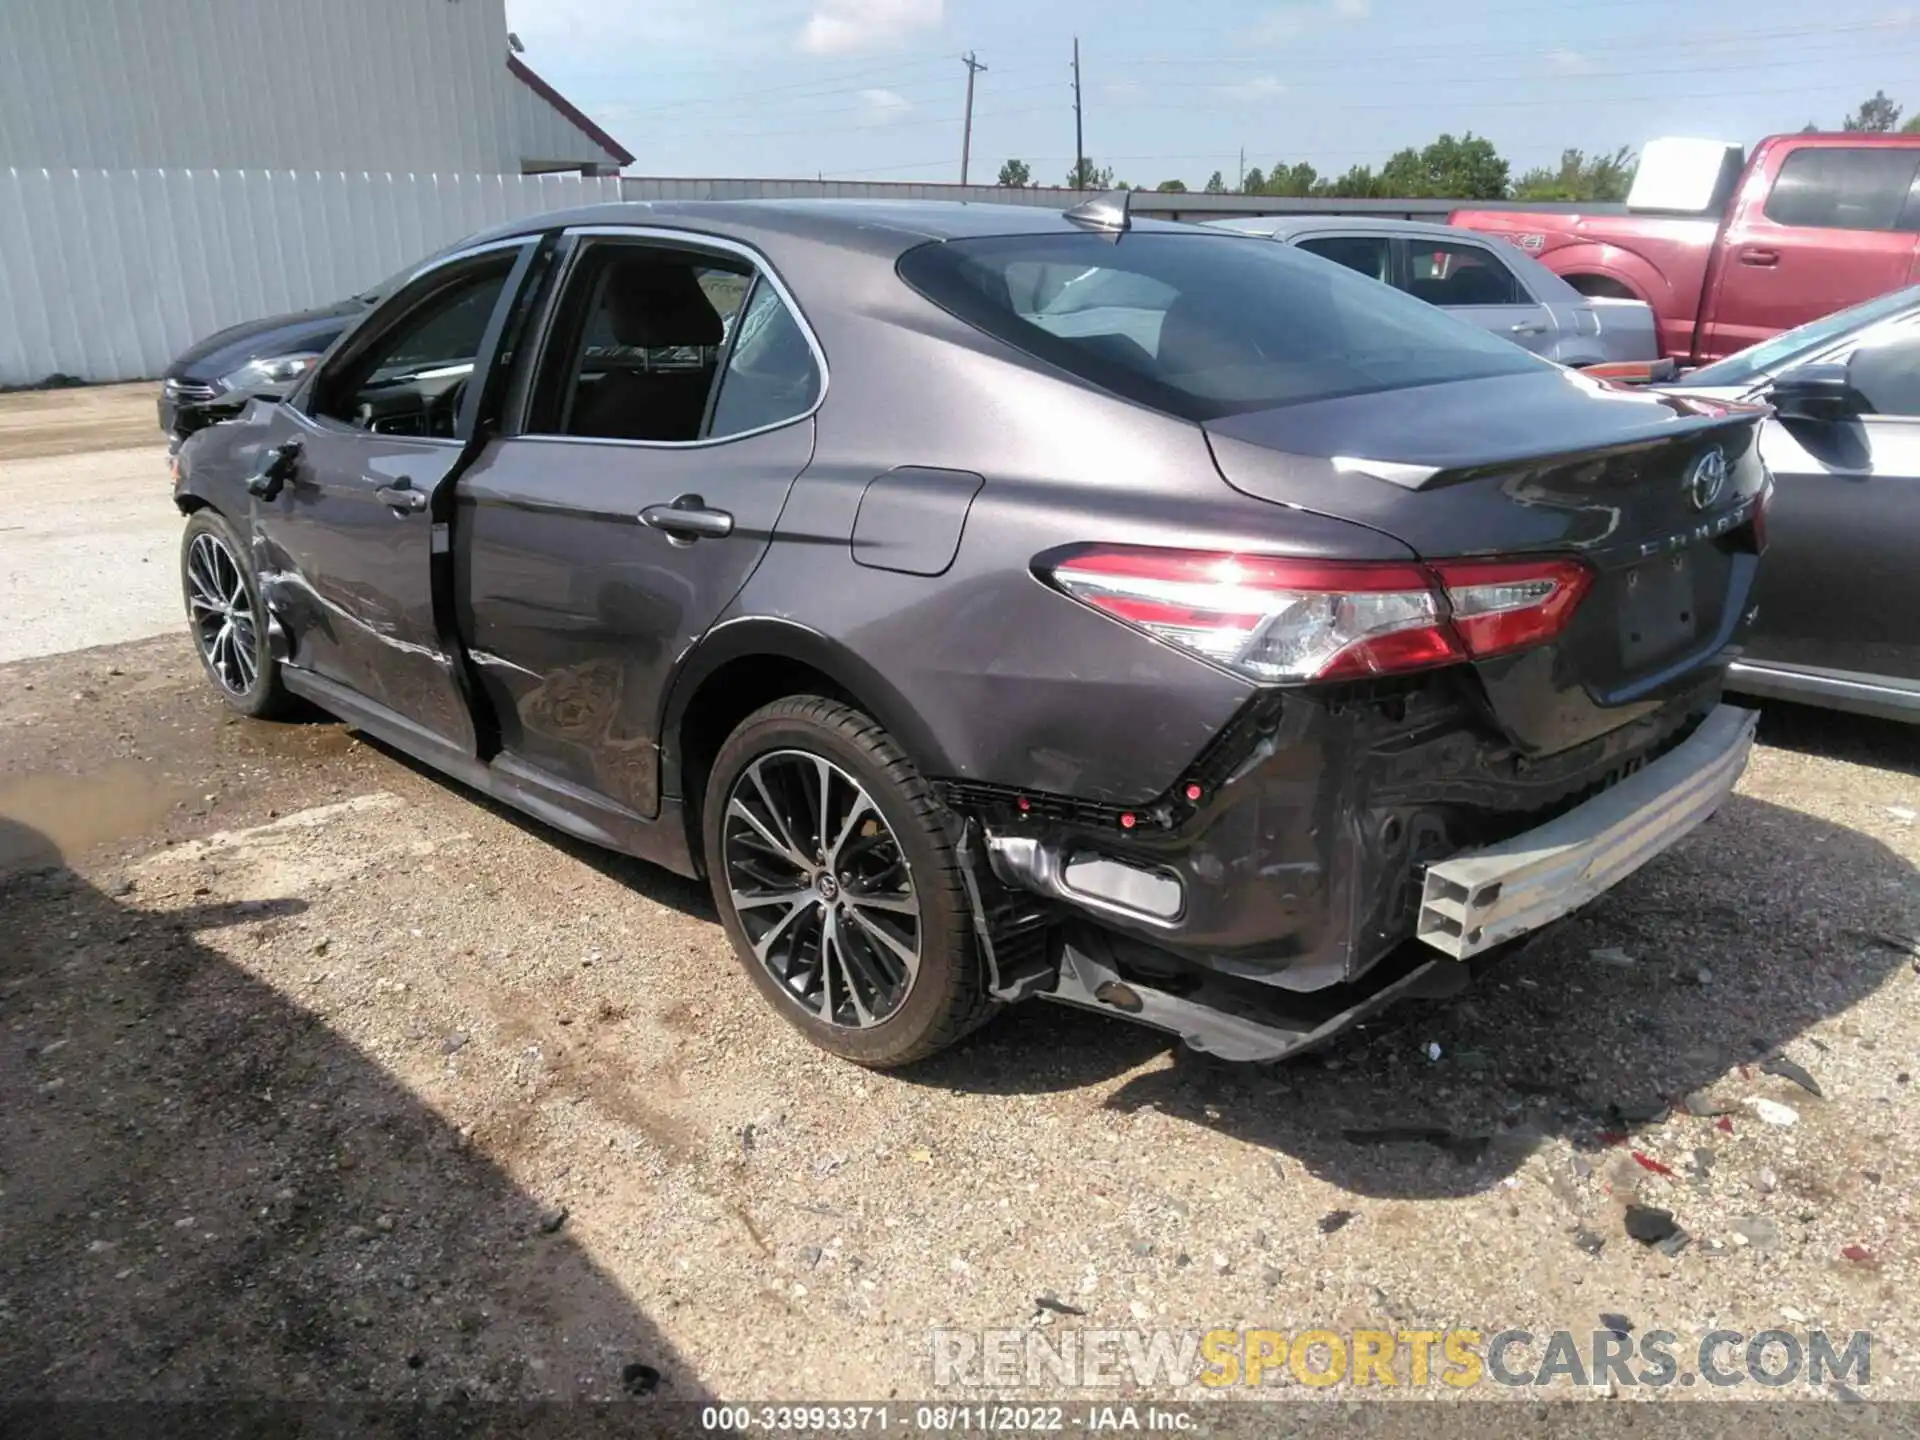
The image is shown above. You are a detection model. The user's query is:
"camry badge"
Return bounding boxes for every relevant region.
[1685,447,1727,512]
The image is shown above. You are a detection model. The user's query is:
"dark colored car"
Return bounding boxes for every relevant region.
[170,198,1769,1068]
[1670,283,1920,722]
[158,292,377,447]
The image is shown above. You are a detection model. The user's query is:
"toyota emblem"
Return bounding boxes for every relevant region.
[1685,447,1727,512]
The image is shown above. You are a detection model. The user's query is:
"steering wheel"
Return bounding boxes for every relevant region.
[436,376,470,438]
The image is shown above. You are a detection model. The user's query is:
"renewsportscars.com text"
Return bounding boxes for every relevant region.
[931,1327,1873,1391]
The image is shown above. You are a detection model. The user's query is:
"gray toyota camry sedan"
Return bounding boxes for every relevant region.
[170,196,1770,1068]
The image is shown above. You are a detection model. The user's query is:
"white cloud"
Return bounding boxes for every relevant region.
[1249,0,1371,42]
[798,0,943,55]
[1218,75,1286,104]
[1545,47,1591,75]
[858,88,913,125]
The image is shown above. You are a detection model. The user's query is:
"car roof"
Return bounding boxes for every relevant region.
[469,198,1200,255]
[1208,215,1491,243]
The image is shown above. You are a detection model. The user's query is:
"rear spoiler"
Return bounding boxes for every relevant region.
[1579,357,1680,386]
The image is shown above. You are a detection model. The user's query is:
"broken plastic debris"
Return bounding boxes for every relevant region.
[1841,1244,1876,1264]
[1760,1055,1823,1098]
[1744,1097,1800,1127]
[1426,1042,1442,1062]
[1631,1151,1677,1179]
[1715,1117,1734,1134]
[1588,946,1636,968]
[1886,806,1915,823]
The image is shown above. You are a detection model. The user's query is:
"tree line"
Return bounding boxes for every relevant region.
[993,93,1918,202]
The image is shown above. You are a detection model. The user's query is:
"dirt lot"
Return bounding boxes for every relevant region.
[1,404,1917,1418]
[0,384,179,664]
[2,633,1917,1413]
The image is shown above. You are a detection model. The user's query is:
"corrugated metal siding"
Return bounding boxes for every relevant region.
[0,170,620,385]
[507,71,621,171]
[0,0,517,172]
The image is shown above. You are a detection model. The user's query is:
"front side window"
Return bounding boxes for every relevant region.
[898,231,1540,421]
[1763,148,1919,232]
[1296,235,1391,284]
[1679,284,1920,389]
[1404,241,1525,307]
[311,253,518,436]
[1845,334,1920,417]
[530,244,752,442]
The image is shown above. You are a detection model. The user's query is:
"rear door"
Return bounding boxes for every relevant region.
[455,229,823,820]
[1748,331,1920,687]
[1701,143,1920,361]
[1395,235,1559,357]
[251,239,538,756]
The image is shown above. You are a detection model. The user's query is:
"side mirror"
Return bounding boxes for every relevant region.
[1766,362,1860,422]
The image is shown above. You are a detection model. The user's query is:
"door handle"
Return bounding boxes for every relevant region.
[640,494,734,541]
[375,478,428,513]
[1738,247,1780,268]
[1509,322,1548,335]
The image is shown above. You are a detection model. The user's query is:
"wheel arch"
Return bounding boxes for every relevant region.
[662,617,959,853]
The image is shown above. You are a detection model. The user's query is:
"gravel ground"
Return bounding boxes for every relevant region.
[0,385,179,664]
[2,631,1916,1416]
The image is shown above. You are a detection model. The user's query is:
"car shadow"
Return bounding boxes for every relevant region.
[0,817,698,1409]
[350,731,717,923]
[1748,696,1920,779]
[906,793,1918,1200]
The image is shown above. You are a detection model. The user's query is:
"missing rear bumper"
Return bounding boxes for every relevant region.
[1417,703,1756,960]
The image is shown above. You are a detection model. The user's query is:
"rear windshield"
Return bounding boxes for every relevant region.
[897,230,1541,420]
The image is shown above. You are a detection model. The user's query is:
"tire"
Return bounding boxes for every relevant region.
[180,509,294,720]
[702,695,994,1068]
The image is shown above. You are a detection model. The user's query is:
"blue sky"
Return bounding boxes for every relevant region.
[504,0,1920,187]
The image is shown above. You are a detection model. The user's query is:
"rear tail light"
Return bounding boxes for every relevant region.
[1430,557,1591,660]
[1044,545,1589,684]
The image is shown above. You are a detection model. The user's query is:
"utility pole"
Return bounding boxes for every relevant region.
[1071,36,1085,189]
[1238,146,1245,193]
[959,51,987,185]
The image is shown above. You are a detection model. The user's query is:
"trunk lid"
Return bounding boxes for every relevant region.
[1204,368,1768,754]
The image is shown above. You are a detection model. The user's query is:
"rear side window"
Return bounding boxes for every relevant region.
[898,231,1539,420]
[1296,235,1391,284]
[1763,148,1920,232]
[1405,241,1526,306]
[708,280,823,438]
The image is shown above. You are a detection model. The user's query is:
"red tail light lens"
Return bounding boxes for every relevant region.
[1429,557,1592,661]
[1045,546,1589,683]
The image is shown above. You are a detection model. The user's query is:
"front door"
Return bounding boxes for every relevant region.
[251,240,536,757]
[1749,334,1920,688]
[1702,144,1920,363]
[456,233,825,819]
[1397,235,1559,357]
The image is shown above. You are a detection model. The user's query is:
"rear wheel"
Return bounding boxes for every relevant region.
[180,510,292,719]
[702,696,992,1067]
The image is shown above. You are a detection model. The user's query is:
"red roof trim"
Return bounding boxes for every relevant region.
[507,53,635,168]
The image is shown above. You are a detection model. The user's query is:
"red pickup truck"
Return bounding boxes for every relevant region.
[1453,132,1920,366]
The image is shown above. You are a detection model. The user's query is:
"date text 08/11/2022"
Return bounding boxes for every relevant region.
[699,1404,1193,1433]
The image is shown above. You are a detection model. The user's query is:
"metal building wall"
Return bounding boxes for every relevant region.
[0,0,518,172]
[0,169,621,386]
[506,71,620,172]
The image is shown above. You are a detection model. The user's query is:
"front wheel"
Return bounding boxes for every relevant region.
[180,509,293,719]
[701,696,993,1068]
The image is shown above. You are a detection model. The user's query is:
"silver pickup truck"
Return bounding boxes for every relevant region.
[1211,215,1662,370]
